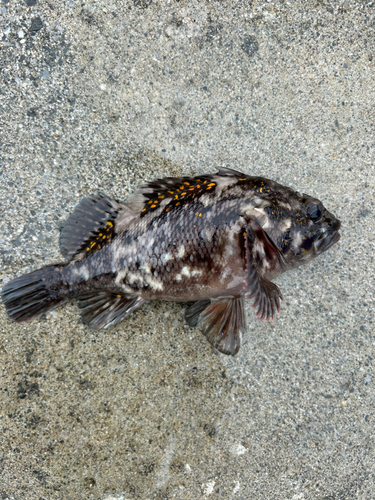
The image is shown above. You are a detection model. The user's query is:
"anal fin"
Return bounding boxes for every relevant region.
[185,297,246,356]
[77,291,145,329]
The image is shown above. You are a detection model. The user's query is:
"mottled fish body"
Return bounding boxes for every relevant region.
[2,168,341,355]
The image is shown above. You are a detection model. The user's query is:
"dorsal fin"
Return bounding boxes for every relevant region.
[217,167,244,176]
[59,194,136,261]
[125,172,224,218]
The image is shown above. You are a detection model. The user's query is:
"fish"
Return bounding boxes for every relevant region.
[1,168,341,356]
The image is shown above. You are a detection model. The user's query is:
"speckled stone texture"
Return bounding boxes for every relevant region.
[0,1,374,499]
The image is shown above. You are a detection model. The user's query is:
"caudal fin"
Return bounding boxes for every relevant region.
[1,266,65,323]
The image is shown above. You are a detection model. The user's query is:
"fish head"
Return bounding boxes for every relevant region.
[241,179,341,272]
[276,193,341,270]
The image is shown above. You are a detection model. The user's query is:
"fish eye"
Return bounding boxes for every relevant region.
[306,203,322,221]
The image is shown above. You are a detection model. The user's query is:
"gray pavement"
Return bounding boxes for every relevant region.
[0,0,374,499]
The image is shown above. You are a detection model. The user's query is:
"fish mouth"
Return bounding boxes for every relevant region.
[313,220,341,254]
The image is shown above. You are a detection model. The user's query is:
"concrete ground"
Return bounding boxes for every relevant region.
[0,0,374,499]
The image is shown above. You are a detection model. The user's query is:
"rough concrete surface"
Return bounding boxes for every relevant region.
[0,0,374,498]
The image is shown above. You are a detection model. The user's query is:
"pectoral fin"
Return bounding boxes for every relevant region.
[244,218,283,321]
[185,297,246,356]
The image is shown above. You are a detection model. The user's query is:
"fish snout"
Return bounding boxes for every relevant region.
[314,217,341,254]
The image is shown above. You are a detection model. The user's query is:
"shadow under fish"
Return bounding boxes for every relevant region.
[1,168,341,356]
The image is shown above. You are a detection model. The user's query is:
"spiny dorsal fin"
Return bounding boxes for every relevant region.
[59,194,136,261]
[125,173,221,218]
[217,167,244,176]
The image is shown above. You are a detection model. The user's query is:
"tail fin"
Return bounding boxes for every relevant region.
[1,266,65,323]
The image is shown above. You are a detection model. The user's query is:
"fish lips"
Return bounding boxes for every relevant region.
[313,219,341,254]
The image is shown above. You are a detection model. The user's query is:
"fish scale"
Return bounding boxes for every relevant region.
[1,167,341,356]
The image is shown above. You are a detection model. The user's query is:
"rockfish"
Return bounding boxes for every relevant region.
[1,168,341,355]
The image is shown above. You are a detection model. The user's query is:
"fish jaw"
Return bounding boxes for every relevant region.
[313,219,341,255]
